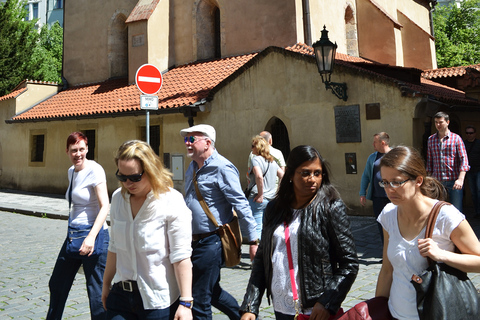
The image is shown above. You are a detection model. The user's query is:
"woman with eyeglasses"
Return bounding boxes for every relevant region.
[47,132,109,320]
[375,146,480,319]
[101,140,193,320]
[246,135,284,237]
[240,145,358,320]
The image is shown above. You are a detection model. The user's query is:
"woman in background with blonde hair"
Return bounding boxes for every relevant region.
[246,135,284,237]
[102,140,193,320]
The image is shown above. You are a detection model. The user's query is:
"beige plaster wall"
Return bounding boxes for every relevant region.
[15,83,60,115]
[64,0,137,86]
[128,22,149,84]
[147,0,170,72]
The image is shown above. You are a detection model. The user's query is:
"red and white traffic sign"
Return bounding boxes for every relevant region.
[135,64,162,95]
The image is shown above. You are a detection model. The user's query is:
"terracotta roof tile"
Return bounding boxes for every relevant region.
[422,64,480,79]
[126,0,160,23]
[10,53,258,122]
[0,87,27,102]
[286,43,370,63]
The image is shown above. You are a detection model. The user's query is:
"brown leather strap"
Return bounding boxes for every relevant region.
[424,200,448,265]
[193,171,219,228]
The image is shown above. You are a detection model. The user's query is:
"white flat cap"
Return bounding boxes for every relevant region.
[180,124,216,143]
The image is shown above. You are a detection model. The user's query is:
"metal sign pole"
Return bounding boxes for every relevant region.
[146,110,150,144]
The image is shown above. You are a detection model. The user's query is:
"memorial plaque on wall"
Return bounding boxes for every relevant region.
[366,103,381,120]
[345,153,357,174]
[334,105,361,143]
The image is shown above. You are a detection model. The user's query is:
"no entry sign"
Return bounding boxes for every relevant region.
[135,64,162,95]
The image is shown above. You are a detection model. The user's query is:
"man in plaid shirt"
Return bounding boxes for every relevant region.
[427,111,470,211]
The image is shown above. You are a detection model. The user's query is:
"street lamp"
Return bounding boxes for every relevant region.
[312,26,348,101]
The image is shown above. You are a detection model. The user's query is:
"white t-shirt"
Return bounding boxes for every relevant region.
[271,210,313,315]
[109,188,192,309]
[66,160,107,227]
[378,202,464,320]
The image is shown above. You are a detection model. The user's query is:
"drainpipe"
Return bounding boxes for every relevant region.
[304,0,312,46]
[429,1,437,37]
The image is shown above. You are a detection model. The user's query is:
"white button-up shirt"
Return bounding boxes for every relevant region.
[109,187,192,309]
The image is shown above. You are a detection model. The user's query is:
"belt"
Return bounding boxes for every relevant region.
[192,230,218,242]
[114,280,139,292]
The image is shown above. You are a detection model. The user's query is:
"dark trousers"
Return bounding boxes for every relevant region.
[467,171,480,215]
[372,196,390,245]
[47,230,109,320]
[191,233,240,320]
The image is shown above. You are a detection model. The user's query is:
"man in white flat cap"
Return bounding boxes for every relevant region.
[180,124,258,320]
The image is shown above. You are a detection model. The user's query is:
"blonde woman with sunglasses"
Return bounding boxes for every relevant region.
[102,140,193,320]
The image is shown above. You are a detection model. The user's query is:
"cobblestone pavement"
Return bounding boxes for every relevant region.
[1,189,480,319]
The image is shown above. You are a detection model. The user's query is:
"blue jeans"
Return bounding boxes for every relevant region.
[105,283,178,319]
[466,170,480,215]
[191,233,240,320]
[248,197,269,239]
[442,180,463,212]
[47,229,109,320]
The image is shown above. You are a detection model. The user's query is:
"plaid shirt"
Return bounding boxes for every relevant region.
[427,131,470,181]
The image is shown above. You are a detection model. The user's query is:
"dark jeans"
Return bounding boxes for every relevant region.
[467,170,480,215]
[105,283,178,320]
[372,196,390,245]
[192,233,240,320]
[442,180,463,212]
[47,229,109,320]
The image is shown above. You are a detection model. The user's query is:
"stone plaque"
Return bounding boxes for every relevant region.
[132,34,145,47]
[366,103,381,120]
[335,105,361,143]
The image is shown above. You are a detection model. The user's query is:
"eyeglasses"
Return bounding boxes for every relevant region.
[378,179,411,189]
[466,131,475,135]
[184,136,207,144]
[115,169,144,182]
[297,170,322,178]
[251,145,255,149]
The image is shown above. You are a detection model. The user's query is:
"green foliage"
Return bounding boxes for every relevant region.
[0,0,63,96]
[433,0,480,68]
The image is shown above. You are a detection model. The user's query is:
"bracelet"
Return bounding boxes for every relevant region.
[179,300,194,309]
[179,297,194,302]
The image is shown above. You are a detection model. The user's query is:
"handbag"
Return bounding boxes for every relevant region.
[66,224,105,258]
[284,222,343,320]
[193,172,242,267]
[410,201,480,320]
[335,296,392,320]
[244,161,270,198]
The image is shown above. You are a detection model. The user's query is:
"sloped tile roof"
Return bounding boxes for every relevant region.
[423,64,480,79]
[6,43,480,123]
[10,53,258,122]
[0,87,27,102]
[126,0,160,23]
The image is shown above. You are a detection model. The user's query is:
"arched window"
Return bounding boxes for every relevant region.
[108,13,128,78]
[345,5,359,57]
[196,0,221,60]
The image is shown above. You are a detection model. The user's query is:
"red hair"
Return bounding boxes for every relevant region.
[66,132,88,150]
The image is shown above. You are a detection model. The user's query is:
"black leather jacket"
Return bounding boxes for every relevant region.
[240,195,359,316]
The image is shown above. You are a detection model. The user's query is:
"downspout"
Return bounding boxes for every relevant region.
[61,0,68,90]
[429,1,437,37]
[303,0,312,46]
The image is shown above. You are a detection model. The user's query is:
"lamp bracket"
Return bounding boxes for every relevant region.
[325,81,348,101]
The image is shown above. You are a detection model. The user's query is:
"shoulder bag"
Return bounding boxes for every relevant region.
[193,172,242,267]
[284,222,343,320]
[334,296,392,320]
[244,161,270,198]
[410,201,480,320]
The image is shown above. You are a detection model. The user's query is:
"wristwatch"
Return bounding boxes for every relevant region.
[179,300,194,309]
[248,239,259,245]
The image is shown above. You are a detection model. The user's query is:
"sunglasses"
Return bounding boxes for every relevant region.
[115,169,144,182]
[184,136,207,144]
[466,132,475,134]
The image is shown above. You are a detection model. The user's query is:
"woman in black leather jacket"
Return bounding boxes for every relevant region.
[240,145,359,320]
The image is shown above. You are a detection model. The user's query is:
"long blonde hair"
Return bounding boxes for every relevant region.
[115,140,173,198]
[251,135,274,162]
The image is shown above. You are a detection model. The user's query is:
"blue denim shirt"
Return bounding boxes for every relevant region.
[185,149,258,241]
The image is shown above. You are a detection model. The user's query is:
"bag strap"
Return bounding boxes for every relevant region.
[284,222,301,318]
[193,171,219,228]
[249,160,271,190]
[424,201,448,265]
[68,169,75,226]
